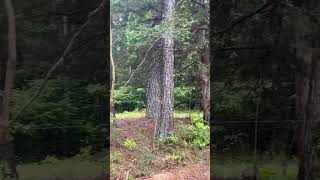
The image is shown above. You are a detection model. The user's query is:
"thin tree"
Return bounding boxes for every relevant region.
[110,17,116,125]
[0,0,18,178]
[156,0,175,138]
[197,0,210,122]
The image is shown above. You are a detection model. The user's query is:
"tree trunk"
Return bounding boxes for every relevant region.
[288,1,320,178]
[193,0,209,122]
[156,0,175,139]
[146,0,163,120]
[0,0,18,179]
[110,17,116,125]
[296,48,320,180]
[199,50,210,122]
[146,41,162,119]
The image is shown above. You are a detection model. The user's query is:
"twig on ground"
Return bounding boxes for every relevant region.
[125,170,131,180]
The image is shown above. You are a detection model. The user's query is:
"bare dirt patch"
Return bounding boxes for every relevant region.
[139,164,210,180]
[110,117,210,180]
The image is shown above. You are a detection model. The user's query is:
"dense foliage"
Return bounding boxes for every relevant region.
[1,0,107,162]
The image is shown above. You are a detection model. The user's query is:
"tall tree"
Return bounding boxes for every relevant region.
[280,0,320,179]
[156,0,175,138]
[0,0,18,178]
[194,0,210,122]
[291,4,320,180]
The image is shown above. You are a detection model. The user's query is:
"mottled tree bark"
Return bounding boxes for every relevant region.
[156,0,175,138]
[146,41,162,119]
[199,51,210,122]
[146,1,163,120]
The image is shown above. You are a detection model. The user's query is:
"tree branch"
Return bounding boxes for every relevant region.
[215,46,269,52]
[121,35,163,88]
[175,60,198,75]
[213,1,273,36]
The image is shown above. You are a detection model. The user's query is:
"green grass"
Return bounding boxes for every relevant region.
[113,109,203,120]
[17,159,105,180]
[115,110,146,119]
[213,154,298,179]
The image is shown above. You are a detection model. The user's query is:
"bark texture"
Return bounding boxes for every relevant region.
[199,50,210,122]
[193,0,209,122]
[295,48,320,180]
[110,18,116,125]
[0,0,18,178]
[287,1,320,179]
[156,0,175,138]
[146,0,163,120]
[146,41,162,119]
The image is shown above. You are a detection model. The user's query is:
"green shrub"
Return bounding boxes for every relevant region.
[174,86,193,109]
[114,86,145,112]
[124,138,137,151]
[183,114,210,149]
[156,134,180,151]
[166,151,187,163]
[156,115,209,150]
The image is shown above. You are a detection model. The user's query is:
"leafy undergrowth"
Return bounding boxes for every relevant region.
[110,113,210,179]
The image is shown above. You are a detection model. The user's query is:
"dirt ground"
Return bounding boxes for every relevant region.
[110,118,210,180]
[138,164,210,180]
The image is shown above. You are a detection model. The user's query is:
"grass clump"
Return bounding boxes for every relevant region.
[112,151,123,163]
[166,151,187,164]
[142,151,156,165]
[124,138,137,151]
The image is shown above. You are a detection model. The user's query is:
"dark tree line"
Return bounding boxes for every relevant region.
[211,0,320,179]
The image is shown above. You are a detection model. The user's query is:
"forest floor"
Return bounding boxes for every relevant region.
[110,111,210,180]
